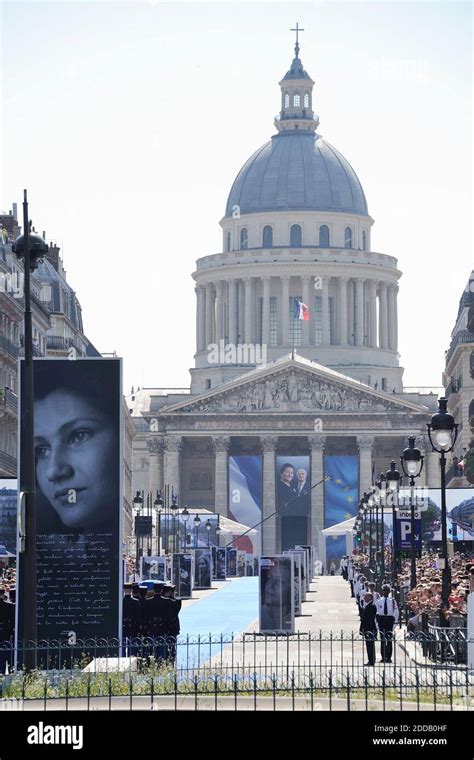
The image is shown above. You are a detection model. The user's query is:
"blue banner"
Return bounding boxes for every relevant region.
[229,456,262,553]
[395,514,422,552]
[324,456,359,566]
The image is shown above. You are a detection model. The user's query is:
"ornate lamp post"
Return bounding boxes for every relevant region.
[182,507,190,550]
[133,491,144,572]
[427,398,458,609]
[193,514,201,548]
[170,492,179,553]
[13,192,48,666]
[215,522,221,547]
[205,519,212,548]
[153,491,163,555]
[400,437,424,590]
[385,461,401,588]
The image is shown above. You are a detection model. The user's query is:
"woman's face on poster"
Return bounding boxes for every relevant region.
[34,389,116,530]
[281,466,294,484]
[264,566,290,606]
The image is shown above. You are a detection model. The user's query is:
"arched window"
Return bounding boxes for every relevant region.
[344,226,352,249]
[226,231,231,252]
[304,92,309,108]
[293,92,300,107]
[240,228,248,249]
[284,92,289,108]
[263,225,273,248]
[362,231,367,251]
[319,225,330,248]
[290,224,302,247]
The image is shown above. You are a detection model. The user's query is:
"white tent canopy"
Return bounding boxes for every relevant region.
[322,517,356,537]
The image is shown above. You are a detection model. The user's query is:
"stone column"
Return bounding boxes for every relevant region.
[205,283,214,348]
[163,435,183,498]
[321,276,331,346]
[387,283,398,351]
[355,277,365,347]
[228,278,237,346]
[244,277,253,344]
[238,280,245,343]
[394,285,398,352]
[338,277,348,345]
[262,276,270,348]
[302,275,310,345]
[415,435,428,488]
[196,286,206,353]
[216,280,225,344]
[309,434,326,566]
[213,436,230,517]
[378,282,388,349]
[368,280,377,348]
[261,435,278,555]
[357,435,375,494]
[147,436,165,495]
[281,276,290,347]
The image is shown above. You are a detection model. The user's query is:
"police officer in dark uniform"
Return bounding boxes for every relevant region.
[122,582,140,657]
[162,584,182,663]
[359,592,377,666]
[0,586,14,674]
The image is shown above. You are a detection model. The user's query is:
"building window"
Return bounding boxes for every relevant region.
[289,296,303,346]
[319,224,330,248]
[304,92,309,108]
[362,230,367,251]
[284,92,289,108]
[290,224,302,247]
[314,296,322,346]
[205,379,211,390]
[226,231,231,252]
[240,228,248,249]
[344,227,352,249]
[263,225,273,248]
[293,93,300,107]
[381,378,387,391]
[270,296,277,347]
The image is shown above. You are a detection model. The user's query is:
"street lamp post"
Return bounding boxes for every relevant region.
[13,192,48,667]
[205,519,212,548]
[376,474,387,585]
[133,491,144,573]
[154,491,163,555]
[193,515,201,548]
[170,492,179,554]
[400,437,424,590]
[427,398,458,610]
[182,507,190,550]
[386,461,401,589]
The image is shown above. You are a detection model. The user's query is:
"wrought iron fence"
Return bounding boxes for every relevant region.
[0,632,473,711]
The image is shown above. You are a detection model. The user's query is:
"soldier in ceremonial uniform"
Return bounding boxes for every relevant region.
[122,582,140,657]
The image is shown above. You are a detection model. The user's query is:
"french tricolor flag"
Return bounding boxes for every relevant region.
[293,299,310,321]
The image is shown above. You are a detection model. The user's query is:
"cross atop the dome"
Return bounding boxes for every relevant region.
[290,22,304,58]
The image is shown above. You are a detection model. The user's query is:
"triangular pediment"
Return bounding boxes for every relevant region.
[160,356,429,416]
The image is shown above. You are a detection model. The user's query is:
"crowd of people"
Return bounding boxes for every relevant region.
[122,580,182,665]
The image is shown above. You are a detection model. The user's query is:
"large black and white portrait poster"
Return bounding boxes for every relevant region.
[296,545,315,581]
[17,358,122,649]
[295,545,311,591]
[212,547,226,580]
[237,550,246,577]
[141,556,161,581]
[283,550,302,616]
[193,548,212,589]
[291,549,308,602]
[171,553,192,599]
[259,555,294,634]
[226,547,237,577]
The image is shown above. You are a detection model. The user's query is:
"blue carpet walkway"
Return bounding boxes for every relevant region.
[177,577,258,670]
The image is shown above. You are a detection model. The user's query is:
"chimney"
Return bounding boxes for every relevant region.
[12,203,17,220]
[45,241,61,272]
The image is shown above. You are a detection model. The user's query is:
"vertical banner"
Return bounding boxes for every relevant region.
[226,547,237,576]
[237,550,246,577]
[171,553,192,599]
[275,455,310,550]
[228,455,262,552]
[212,546,226,580]
[193,548,212,588]
[245,554,254,576]
[324,456,359,570]
[18,358,122,649]
[283,550,302,616]
[259,555,294,634]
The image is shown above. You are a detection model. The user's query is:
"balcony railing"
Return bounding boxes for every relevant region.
[0,387,18,415]
[0,450,17,476]
[446,329,474,365]
[0,334,19,359]
[445,376,462,397]
[46,335,83,354]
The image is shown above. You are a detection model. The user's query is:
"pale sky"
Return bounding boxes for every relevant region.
[1,0,472,394]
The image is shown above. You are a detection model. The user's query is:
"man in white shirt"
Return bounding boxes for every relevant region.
[375,584,399,663]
